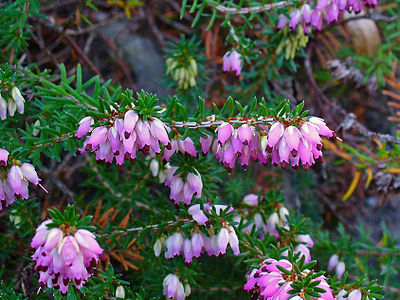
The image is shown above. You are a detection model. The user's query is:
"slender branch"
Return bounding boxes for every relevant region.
[31,133,75,151]
[208,1,291,14]
[169,117,273,129]
[104,219,192,237]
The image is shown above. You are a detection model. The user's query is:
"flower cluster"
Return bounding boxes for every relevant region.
[328,254,346,279]
[0,149,41,211]
[30,220,103,294]
[222,50,242,77]
[235,194,290,238]
[213,116,334,171]
[237,194,315,262]
[76,109,171,167]
[162,137,198,163]
[244,259,334,299]
[0,86,25,120]
[165,166,203,205]
[154,204,239,262]
[162,274,191,300]
[166,54,198,90]
[278,0,377,33]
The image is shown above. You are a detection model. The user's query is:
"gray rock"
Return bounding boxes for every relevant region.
[100,20,166,96]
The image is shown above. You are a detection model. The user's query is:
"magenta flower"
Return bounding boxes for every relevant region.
[222,50,242,76]
[123,109,139,137]
[200,134,213,156]
[20,163,40,185]
[76,117,93,139]
[76,112,171,166]
[243,193,259,206]
[327,254,346,279]
[347,289,362,300]
[165,167,203,205]
[0,94,6,120]
[217,122,233,146]
[245,258,334,299]
[31,221,103,295]
[162,274,189,300]
[0,149,9,167]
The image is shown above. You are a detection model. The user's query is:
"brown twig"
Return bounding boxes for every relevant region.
[65,34,101,76]
[305,44,400,144]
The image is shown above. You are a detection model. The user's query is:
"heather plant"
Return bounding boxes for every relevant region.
[0,0,399,299]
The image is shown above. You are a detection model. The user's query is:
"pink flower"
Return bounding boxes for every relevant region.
[76,117,93,139]
[295,234,314,248]
[243,194,259,206]
[21,163,40,185]
[165,168,203,206]
[31,221,103,295]
[328,254,339,271]
[0,94,6,120]
[222,50,242,76]
[347,290,362,300]
[150,118,170,147]
[87,126,108,148]
[8,166,22,196]
[217,122,233,146]
[123,110,139,136]
[162,274,189,300]
[238,124,253,145]
[0,149,9,166]
[200,134,213,156]
[191,232,204,257]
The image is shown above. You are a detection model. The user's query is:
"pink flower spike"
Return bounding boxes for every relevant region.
[0,148,9,167]
[76,117,93,139]
[217,122,233,146]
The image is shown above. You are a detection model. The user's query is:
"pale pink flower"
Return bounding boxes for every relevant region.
[222,50,242,76]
